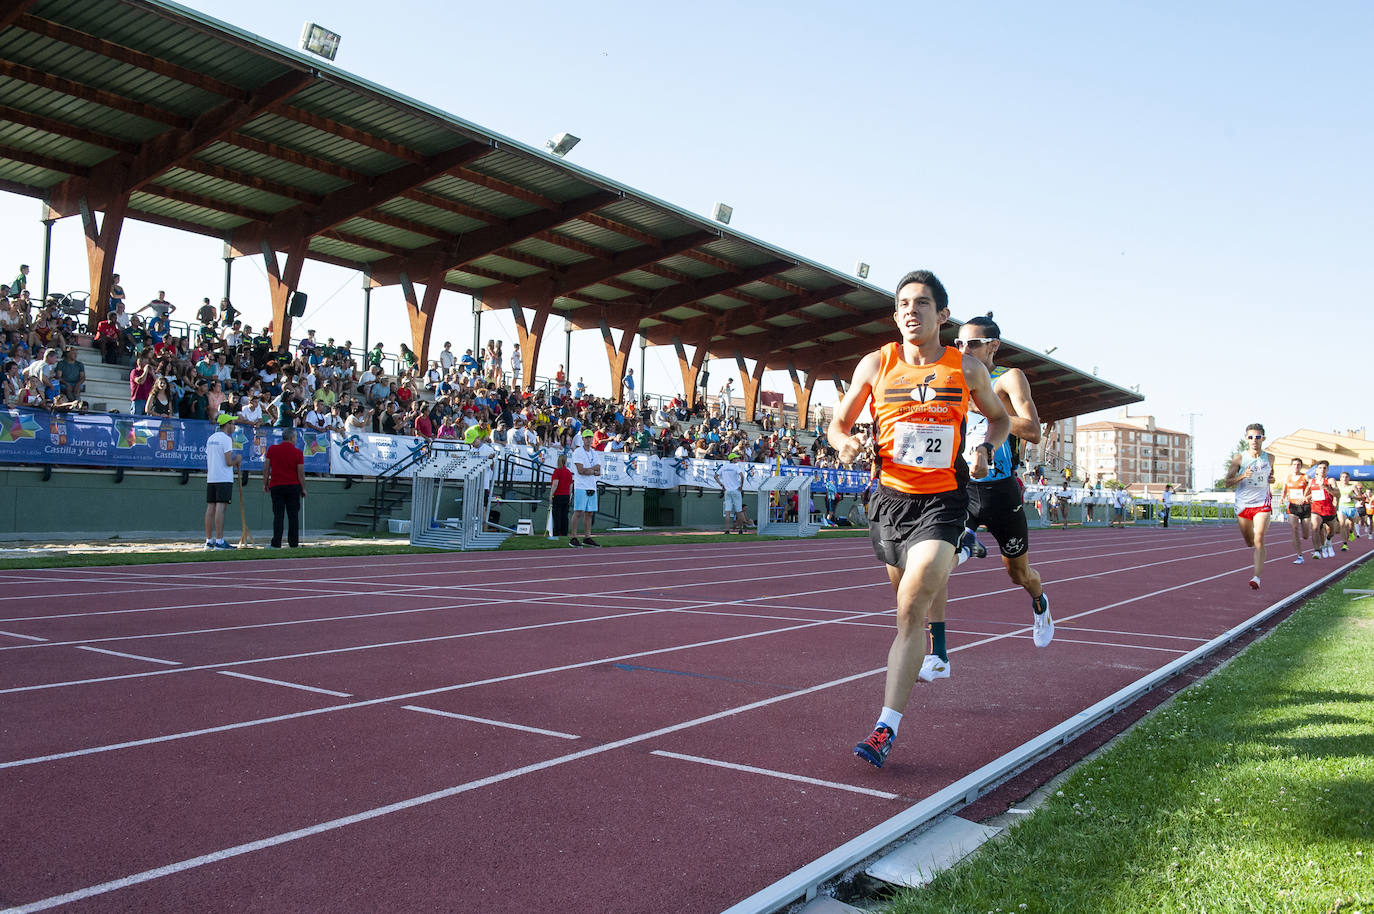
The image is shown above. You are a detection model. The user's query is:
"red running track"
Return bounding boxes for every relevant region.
[1,525,1367,913]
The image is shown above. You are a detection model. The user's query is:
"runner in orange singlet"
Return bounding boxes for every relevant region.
[1282,457,1311,565]
[829,270,1009,769]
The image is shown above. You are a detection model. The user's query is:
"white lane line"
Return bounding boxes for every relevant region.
[0,663,886,914]
[216,672,352,697]
[650,750,899,800]
[401,705,579,740]
[75,646,180,666]
[0,629,48,641]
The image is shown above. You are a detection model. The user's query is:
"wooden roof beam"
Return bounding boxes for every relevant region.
[47,69,313,216]
[267,104,427,164]
[399,188,498,224]
[451,166,557,210]
[16,14,246,99]
[0,59,189,129]
[368,190,619,285]
[178,159,323,205]
[0,105,139,154]
[0,143,88,177]
[141,183,272,222]
[545,230,717,298]
[231,141,494,249]
[224,131,366,183]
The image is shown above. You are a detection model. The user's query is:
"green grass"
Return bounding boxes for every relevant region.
[883,559,1374,914]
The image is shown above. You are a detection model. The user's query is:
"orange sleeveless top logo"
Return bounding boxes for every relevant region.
[870,343,971,495]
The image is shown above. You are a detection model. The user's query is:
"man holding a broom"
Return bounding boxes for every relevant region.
[204,413,242,549]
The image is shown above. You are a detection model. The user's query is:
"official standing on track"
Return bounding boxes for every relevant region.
[204,413,241,550]
[550,454,573,542]
[827,269,1008,769]
[719,451,747,534]
[569,429,602,548]
[264,427,306,548]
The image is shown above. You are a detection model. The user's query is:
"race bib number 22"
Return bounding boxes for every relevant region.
[892,422,954,470]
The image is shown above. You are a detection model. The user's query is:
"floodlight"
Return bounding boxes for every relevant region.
[545,133,580,157]
[712,202,733,225]
[855,262,870,279]
[299,22,341,61]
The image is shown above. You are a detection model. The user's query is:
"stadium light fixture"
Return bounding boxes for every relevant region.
[299,22,341,61]
[545,133,580,157]
[1044,346,1058,355]
[712,202,733,225]
[855,262,870,280]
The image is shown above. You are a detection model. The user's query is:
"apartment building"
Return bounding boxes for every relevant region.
[1076,414,1193,491]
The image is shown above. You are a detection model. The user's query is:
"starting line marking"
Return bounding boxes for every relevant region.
[0,629,47,642]
[75,646,180,666]
[650,750,899,800]
[216,672,351,697]
[401,705,579,740]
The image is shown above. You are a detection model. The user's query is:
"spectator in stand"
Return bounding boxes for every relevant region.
[344,402,371,437]
[0,298,19,340]
[298,329,317,356]
[139,290,175,322]
[510,342,522,383]
[179,378,209,421]
[438,341,456,373]
[128,354,154,415]
[250,327,272,369]
[108,274,126,312]
[413,401,434,439]
[302,396,330,433]
[56,347,85,402]
[218,297,236,325]
[460,347,479,374]
[206,379,227,419]
[124,314,150,360]
[2,360,21,406]
[436,414,459,439]
[195,297,217,326]
[146,376,175,416]
[11,264,28,297]
[622,367,635,402]
[29,308,66,352]
[237,390,265,428]
[263,426,306,549]
[550,453,573,542]
[18,374,50,410]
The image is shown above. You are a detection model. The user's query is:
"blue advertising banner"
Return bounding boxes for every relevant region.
[0,409,330,473]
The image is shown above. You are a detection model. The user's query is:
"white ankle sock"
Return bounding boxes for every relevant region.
[877,707,903,735]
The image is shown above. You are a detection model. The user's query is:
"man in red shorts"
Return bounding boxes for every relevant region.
[1223,422,1272,590]
[1308,460,1339,560]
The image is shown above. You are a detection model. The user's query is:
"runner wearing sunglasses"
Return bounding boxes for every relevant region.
[1223,422,1273,590]
[914,313,1054,672]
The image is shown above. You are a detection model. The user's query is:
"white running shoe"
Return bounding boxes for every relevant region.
[1325,545,1335,558]
[1293,556,1304,565]
[1032,594,1055,648]
[1249,576,1261,591]
[917,653,950,682]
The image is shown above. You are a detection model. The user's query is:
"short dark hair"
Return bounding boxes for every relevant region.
[1245,422,1265,437]
[894,270,948,312]
[1316,459,1330,469]
[964,312,1001,339]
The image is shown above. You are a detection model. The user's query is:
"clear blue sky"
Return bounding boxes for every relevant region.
[2,0,1371,487]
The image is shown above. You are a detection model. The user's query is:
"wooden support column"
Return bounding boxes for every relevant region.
[507,281,554,390]
[735,352,768,422]
[788,365,818,430]
[600,316,638,402]
[262,238,308,348]
[79,193,129,329]
[673,334,710,408]
[399,269,445,369]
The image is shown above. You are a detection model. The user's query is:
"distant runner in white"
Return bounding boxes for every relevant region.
[1223,422,1274,590]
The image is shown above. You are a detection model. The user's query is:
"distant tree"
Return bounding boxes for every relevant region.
[1102,478,1127,490]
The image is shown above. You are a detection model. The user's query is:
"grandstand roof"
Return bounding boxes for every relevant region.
[1267,428,1374,468]
[0,0,1142,421]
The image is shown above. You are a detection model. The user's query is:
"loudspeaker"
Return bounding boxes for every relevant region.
[698,370,709,389]
[288,291,308,318]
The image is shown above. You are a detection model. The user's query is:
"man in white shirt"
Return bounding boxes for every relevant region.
[1161,484,1174,528]
[303,398,330,433]
[569,429,602,548]
[718,450,747,534]
[439,341,456,373]
[238,392,265,428]
[507,416,537,447]
[203,413,242,550]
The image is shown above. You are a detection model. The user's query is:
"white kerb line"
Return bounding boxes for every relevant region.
[75,646,181,666]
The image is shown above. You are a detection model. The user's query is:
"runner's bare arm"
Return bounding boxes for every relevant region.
[827,351,881,466]
[996,367,1041,443]
[1223,454,1244,487]
[964,355,1009,478]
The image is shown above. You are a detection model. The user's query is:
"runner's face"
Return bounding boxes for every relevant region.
[955,328,997,368]
[893,284,945,345]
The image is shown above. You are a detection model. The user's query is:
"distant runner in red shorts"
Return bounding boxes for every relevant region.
[1223,422,1273,590]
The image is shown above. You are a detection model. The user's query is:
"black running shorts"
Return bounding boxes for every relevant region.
[206,482,233,504]
[968,475,1031,558]
[1287,502,1311,520]
[1314,510,1338,530]
[868,484,968,569]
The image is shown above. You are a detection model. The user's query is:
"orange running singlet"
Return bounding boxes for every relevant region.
[1283,473,1309,504]
[871,342,971,495]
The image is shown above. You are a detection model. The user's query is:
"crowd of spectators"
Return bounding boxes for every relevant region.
[2,271,866,473]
